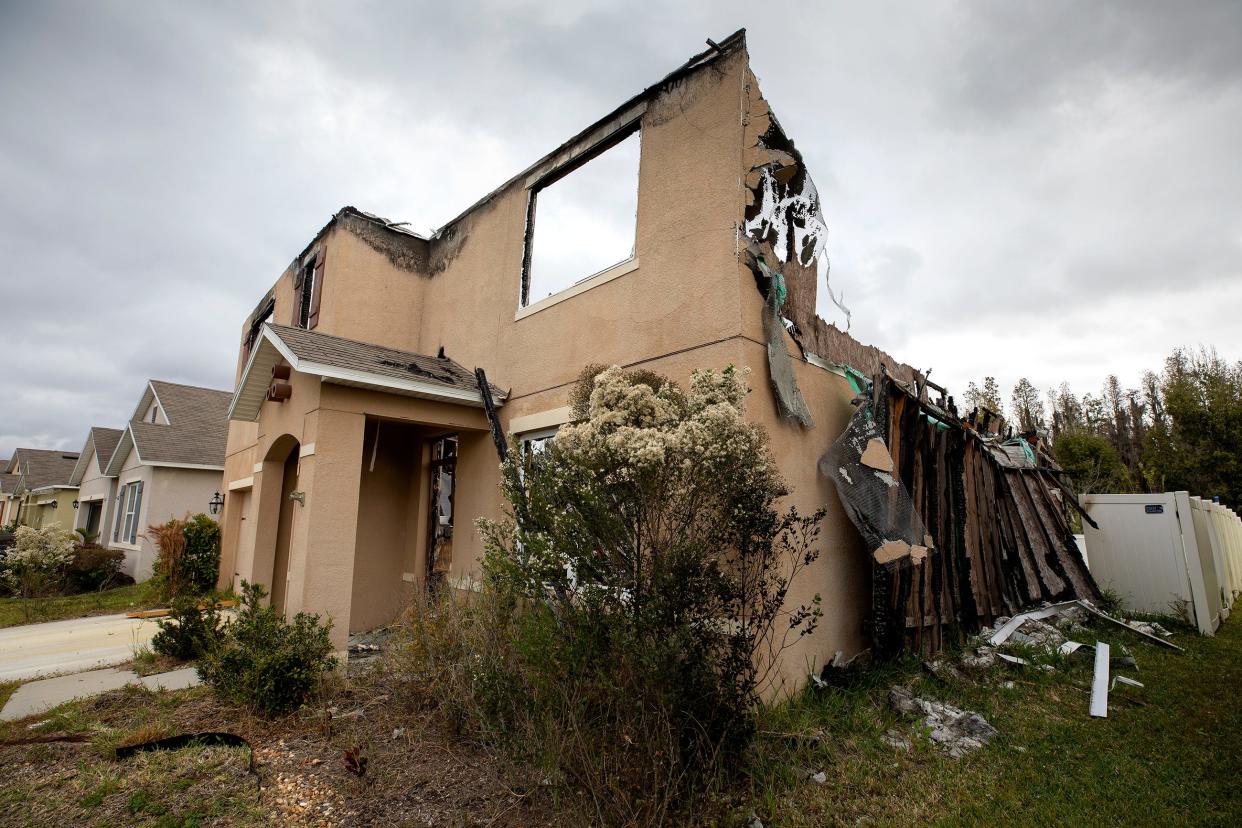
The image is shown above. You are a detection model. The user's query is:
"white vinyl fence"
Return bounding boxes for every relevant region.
[1080,491,1242,636]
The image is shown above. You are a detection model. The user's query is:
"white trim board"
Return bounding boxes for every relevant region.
[508,407,573,435]
[516,258,638,321]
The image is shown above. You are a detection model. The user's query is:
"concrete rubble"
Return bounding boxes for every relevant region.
[889,686,998,759]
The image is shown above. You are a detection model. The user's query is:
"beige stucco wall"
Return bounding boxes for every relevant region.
[75,450,118,540]
[110,443,155,575]
[221,44,871,678]
[349,418,423,632]
[25,488,79,532]
[109,441,224,580]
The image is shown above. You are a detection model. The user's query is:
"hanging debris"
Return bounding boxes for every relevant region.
[755,258,814,427]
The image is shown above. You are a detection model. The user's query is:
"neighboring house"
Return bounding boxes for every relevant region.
[4,449,81,531]
[67,426,124,543]
[218,31,917,686]
[103,380,230,579]
[0,469,21,526]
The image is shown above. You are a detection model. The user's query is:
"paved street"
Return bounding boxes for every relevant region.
[0,612,160,682]
[1,665,199,721]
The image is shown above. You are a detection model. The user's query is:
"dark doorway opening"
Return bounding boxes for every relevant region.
[84,500,102,538]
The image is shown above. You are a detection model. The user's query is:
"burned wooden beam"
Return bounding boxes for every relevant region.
[475,367,507,463]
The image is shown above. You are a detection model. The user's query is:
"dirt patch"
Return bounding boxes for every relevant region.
[0,677,556,827]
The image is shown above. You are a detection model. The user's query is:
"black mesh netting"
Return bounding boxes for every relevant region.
[819,400,930,573]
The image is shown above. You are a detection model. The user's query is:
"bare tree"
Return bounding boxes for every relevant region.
[1010,377,1045,431]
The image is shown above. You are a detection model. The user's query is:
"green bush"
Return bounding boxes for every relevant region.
[182,514,221,595]
[149,513,221,599]
[151,596,223,660]
[64,544,132,594]
[198,581,336,717]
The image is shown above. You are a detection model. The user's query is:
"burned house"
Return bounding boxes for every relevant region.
[218,30,1094,684]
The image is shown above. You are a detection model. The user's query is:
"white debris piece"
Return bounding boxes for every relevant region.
[1090,641,1111,718]
[989,602,1079,646]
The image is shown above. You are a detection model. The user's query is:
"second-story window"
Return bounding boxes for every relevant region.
[521,126,640,308]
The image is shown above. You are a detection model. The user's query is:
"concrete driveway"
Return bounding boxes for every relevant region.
[0,613,161,682]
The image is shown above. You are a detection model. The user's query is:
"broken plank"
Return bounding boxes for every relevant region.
[860,438,894,472]
[989,601,1081,646]
[1075,601,1185,652]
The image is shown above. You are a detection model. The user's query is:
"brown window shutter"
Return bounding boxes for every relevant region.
[129,481,144,544]
[291,267,305,327]
[308,251,325,330]
[112,485,125,541]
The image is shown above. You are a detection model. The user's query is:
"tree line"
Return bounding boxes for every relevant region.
[961,347,1242,507]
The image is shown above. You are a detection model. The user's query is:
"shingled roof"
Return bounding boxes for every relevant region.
[229,323,506,421]
[105,381,231,474]
[0,473,20,495]
[91,427,124,467]
[69,426,125,485]
[10,448,81,491]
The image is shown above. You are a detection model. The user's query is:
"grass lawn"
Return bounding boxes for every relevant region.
[0,609,1238,826]
[746,611,1242,826]
[0,582,162,629]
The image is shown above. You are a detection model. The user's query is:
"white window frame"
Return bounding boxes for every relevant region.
[112,484,129,542]
[520,426,559,459]
[119,481,143,545]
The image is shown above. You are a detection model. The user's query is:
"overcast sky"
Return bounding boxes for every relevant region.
[2,1,1240,457]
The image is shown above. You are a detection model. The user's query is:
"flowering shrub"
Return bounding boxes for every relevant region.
[1,526,75,615]
[469,364,823,822]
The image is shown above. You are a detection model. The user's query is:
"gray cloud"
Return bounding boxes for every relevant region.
[1,1,1240,457]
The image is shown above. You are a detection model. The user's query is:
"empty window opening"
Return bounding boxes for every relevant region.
[520,426,558,462]
[521,127,641,307]
[296,261,314,328]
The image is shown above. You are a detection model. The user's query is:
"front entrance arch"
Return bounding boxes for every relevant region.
[261,435,300,614]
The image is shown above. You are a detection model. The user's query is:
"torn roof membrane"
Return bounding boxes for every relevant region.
[743,111,852,331]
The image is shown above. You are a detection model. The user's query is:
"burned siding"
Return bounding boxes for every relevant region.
[338,210,430,273]
[823,374,1100,657]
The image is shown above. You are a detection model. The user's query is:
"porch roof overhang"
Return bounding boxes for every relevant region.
[229,324,507,422]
